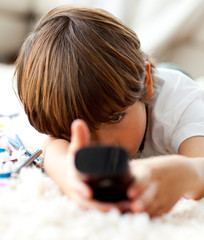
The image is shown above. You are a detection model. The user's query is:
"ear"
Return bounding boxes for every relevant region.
[144,62,153,99]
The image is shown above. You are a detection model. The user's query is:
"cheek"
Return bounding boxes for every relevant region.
[123,122,145,149]
[121,107,147,155]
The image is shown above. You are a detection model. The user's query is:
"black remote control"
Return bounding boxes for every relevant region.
[75,145,133,202]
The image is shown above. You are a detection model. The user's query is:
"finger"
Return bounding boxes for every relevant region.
[66,177,93,199]
[130,181,158,213]
[146,194,178,218]
[127,167,152,199]
[127,182,144,199]
[114,200,130,213]
[69,119,91,154]
[146,200,173,218]
[146,202,166,218]
[65,120,92,199]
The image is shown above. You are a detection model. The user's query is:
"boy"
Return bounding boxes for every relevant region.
[15,6,204,217]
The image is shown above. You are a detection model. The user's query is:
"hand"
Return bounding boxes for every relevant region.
[126,155,195,217]
[45,119,129,212]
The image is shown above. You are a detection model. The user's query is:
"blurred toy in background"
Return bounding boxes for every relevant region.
[0,115,42,178]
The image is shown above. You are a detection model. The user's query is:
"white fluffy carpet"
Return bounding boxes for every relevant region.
[1,63,204,240]
[1,167,204,240]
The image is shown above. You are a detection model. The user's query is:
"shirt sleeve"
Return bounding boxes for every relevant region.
[150,68,204,155]
[171,97,204,153]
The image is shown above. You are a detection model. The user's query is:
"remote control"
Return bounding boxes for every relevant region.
[75,145,133,202]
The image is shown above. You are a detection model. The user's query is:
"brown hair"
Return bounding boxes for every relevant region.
[15,6,154,141]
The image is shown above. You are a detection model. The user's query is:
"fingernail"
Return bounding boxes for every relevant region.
[133,200,144,212]
[81,186,92,199]
[128,188,138,198]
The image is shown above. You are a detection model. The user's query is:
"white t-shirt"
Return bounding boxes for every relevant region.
[139,68,204,158]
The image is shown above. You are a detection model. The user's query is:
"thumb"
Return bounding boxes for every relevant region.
[69,119,90,154]
[65,119,93,199]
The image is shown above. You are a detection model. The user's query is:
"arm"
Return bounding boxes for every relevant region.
[127,136,204,217]
[43,120,92,199]
[178,136,204,199]
[43,119,128,212]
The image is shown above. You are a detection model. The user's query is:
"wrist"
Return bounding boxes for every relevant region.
[183,157,204,199]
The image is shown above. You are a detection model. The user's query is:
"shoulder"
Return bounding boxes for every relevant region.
[145,68,204,154]
[43,136,69,156]
[153,67,200,93]
[151,68,204,112]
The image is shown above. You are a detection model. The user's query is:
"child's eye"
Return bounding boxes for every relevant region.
[111,113,125,123]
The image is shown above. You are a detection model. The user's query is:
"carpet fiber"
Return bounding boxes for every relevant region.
[0,168,204,240]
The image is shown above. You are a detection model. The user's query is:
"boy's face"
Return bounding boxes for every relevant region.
[91,101,147,159]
